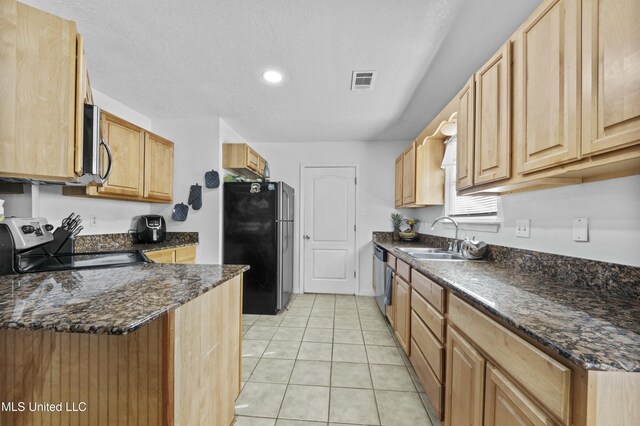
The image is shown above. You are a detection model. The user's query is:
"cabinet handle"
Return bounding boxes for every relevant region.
[100,139,113,180]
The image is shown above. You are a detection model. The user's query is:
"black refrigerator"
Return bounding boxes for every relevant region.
[223,182,294,315]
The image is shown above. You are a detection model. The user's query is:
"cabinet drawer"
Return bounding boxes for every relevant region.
[411,290,445,343]
[175,246,196,264]
[387,253,396,269]
[396,259,411,282]
[411,269,445,313]
[410,338,443,420]
[448,294,571,424]
[411,311,444,382]
[146,249,175,264]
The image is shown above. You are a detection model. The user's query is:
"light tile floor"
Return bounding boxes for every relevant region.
[235,294,440,426]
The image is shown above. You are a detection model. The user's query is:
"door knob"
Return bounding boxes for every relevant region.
[304,234,311,240]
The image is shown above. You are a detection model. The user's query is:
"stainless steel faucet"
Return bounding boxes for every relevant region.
[430,216,460,252]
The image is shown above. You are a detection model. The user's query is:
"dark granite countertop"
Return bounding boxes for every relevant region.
[0,264,248,335]
[74,232,199,254]
[373,235,640,372]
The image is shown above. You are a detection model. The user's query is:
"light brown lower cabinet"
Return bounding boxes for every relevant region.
[445,326,485,426]
[0,274,243,426]
[146,245,196,264]
[484,364,553,426]
[394,275,411,355]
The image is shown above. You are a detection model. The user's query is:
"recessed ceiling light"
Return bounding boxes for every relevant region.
[262,70,283,84]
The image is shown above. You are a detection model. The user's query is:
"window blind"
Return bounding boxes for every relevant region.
[442,136,498,217]
[444,166,498,216]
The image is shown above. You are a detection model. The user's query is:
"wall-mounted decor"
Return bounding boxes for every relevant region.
[172,202,189,221]
[205,170,220,188]
[188,184,202,210]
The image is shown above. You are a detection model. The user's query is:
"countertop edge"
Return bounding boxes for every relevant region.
[0,264,248,336]
[373,239,628,372]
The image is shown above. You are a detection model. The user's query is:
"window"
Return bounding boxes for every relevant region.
[442,136,498,220]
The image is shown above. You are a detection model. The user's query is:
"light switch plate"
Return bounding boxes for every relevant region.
[516,219,530,238]
[573,217,589,242]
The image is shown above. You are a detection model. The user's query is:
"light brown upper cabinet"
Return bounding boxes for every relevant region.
[452,0,639,196]
[144,132,174,202]
[0,1,79,182]
[96,112,146,198]
[581,0,640,155]
[394,103,453,207]
[64,112,174,203]
[402,142,417,205]
[474,42,511,185]
[222,143,267,179]
[456,76,475,190]
[515,0,581,174]
[395,137,446,208]
[394,156,403,207]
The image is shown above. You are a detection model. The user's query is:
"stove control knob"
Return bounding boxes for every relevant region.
[21,225,35,234]
[44,224,54,232]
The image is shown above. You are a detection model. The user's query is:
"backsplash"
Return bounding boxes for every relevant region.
[373,232,640,298]
[75,232,199,253]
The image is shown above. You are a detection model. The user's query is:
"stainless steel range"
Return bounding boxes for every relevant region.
[0,217,148,276]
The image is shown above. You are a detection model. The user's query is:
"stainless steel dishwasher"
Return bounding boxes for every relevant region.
[373,245,388,314]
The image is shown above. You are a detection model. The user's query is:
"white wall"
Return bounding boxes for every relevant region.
[251,140,408,296]
[407,174,640,267]
[150,118,222,264]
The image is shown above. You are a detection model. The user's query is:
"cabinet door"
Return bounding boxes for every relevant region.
[515,0,581,174]
[175,246,196,264]
[484,364,552,426]
[402,142,416,205]
[456,76,475,190]
[582,0,640,155]
[145,249,175,263]
[0,1,77,182]
[246,146,260,173]
[474,42,511,185]
[97,112,145,198]
[144,132,174,202]
[445,326,485,426]
[395,275,411,355]
[394,155,403,207]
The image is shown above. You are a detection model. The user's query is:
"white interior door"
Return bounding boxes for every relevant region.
[302,166,357,294]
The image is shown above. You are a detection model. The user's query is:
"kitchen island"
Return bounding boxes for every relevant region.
[0,263,248,426]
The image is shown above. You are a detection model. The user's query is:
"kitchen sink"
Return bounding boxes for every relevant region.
[410,252,468,261]
[397,247,447,255]
[397,247,484,262]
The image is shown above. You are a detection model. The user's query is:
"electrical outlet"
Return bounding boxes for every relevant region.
[573,217,589,242]
[90,215,98,227]
[515,219,530,238]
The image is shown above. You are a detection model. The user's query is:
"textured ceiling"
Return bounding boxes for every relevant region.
[21,0,538,142]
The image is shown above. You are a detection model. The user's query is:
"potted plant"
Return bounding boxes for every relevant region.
[400,218,419,242]
[390,213,404,241]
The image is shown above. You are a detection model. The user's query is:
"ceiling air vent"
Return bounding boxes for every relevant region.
[351,70,376,91]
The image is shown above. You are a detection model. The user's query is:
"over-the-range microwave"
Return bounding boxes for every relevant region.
[77,103,113,185]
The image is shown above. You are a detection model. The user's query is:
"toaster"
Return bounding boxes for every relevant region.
[132,215,166,244]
